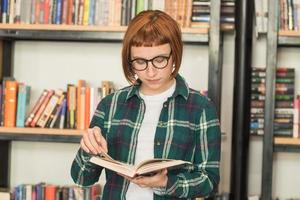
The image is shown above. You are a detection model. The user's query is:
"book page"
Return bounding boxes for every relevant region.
[136,159,191,175]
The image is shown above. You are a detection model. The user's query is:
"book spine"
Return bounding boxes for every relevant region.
[25,90,48,127]
[4,80,18,127]
[49,98,65,128]
[59,99,67,129]
[30,90,54,127]
[16,84,31,127]
[37,91,62,128]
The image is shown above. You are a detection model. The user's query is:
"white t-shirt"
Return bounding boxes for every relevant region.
[126,81,176,200]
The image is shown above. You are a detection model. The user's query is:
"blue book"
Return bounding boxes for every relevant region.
[59,98,67,129]
[89,0,95,25]
[1,0,8,23]
[56,0,62,24]
[16,84,31,127]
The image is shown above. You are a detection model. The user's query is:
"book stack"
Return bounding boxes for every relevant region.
[13,183,101,200]
[250,68,266,136]
[274,67,295,137]
[190,0,235,30]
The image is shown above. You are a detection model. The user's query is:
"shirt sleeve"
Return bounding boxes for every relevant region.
[154,101,221,198]
[70,98,108,187]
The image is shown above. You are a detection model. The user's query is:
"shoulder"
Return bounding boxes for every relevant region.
[187,88,216,110]
[99,85,134,105]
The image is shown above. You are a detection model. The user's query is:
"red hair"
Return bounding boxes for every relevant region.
[122,10,183,84]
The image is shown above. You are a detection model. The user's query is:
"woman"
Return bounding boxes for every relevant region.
[71,10,221,200]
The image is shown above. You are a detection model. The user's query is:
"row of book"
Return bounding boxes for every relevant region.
[274,68,295,137]
[190,0,235,29]
[250,67,266,135]
[0,78,114,129]
[250,67,300,138]
[0,0,235,28]
[0,183,101,200]
[279,0,300,31]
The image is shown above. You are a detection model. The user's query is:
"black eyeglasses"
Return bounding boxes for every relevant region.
[129,51,172,71]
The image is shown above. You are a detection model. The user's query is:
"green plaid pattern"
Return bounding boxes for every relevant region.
[71,74,221,200]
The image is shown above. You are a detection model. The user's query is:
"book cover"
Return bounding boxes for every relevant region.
[16,84,31,127]
[89,152,191,178]
[49,98,66,128]
[25,89,48,127]
[37,89,63,128]
[4,80,18,127]
[30,90,54,127]
[45,92,65,128]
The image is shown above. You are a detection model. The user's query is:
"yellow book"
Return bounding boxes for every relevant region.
[83,0,90,25]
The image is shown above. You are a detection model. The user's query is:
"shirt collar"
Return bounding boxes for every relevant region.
[126,74,189,101]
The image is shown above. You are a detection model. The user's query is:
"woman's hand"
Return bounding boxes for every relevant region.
[80,126,108,155]
[123,169,168,188]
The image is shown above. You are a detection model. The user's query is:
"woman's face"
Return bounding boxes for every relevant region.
[130,43,174,95]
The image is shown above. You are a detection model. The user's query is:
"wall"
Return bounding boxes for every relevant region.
[9,35,235,194]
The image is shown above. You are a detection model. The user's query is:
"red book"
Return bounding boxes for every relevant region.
[30,90,54,127]
[45,185,56,200]
[25,90,48,127]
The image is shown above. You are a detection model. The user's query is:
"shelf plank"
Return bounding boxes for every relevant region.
[0,127,83,143]
[278,31,300,46]
[0,24,208,34]
[274,137,300,153]
[0,24,209,43]
[274,137,300,145]
[278,30,300,37]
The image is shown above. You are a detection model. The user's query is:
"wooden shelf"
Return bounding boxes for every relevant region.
[279,30,300,37]
[278,30,300,46]
[0,24,209,43]
[0,127,83,143]
[274,137,300,153]
[274,137,300,145]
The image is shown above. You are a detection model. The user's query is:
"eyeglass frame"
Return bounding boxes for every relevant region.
[129,51,172,71]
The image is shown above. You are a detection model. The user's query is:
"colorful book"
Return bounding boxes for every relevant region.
[4,80,18,127]
[16,84,31,127]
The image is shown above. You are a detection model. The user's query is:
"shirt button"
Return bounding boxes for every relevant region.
[163,103,167,108]
[156,141,161,146]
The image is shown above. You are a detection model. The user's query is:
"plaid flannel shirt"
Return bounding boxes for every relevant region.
[71,74,221,200]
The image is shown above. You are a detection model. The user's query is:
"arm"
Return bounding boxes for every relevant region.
[70,100,107,187]
[154,101,221,198]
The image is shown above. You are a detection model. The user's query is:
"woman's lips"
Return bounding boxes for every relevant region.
[147,79,160,84]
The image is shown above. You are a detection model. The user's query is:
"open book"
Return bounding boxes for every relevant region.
[89,152,192,178]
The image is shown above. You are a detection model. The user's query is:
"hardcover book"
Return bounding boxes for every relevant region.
[89,152,191,178]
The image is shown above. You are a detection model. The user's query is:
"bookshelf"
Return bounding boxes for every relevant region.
[0,3,226,199]
[0,127,82,143]
[261,0,300,199]
[0,24,210,43]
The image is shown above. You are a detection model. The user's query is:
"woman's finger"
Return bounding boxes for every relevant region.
[80,139,90,153]
[82,130,99,155]
[92,127,108,153]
